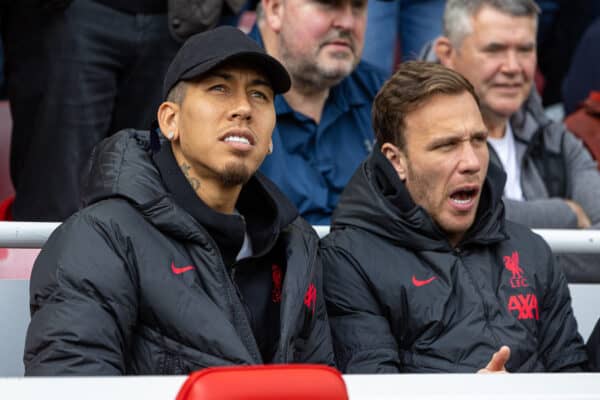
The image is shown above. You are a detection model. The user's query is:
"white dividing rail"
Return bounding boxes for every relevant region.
[0,373,600,400]
[1,222,600,253]
[315,225,600,254]
[0,222,61,248]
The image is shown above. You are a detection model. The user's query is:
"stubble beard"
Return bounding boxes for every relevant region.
[217,161,252,187]
[278,34,356,92]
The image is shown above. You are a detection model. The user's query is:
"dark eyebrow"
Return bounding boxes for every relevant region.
[427,131,488,150]
[250,78,273,89]
[482,42,508,51]
[205,72,272,90]
[207,71,233,81]
[427,135,462,150]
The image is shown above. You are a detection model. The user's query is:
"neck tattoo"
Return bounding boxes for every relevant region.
[180,162,201,191]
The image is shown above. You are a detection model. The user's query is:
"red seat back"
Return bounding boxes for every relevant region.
[177,365,348,400]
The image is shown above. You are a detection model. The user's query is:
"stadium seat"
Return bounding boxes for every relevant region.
[176,364,348,400]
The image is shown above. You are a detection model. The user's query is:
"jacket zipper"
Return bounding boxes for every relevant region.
[201,233,264,364]
[276,227,319,362]
[454,247,504,349]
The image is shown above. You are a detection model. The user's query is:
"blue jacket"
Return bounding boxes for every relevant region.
[249,26,386,225]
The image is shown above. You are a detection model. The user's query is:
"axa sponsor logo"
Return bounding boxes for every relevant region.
[503,251,528,288]
[507,293,539,320]
[304,283,317,315]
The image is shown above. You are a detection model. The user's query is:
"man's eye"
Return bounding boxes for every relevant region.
[351,0,367,10]
[435,142,455,151]
[250,90,270,101]
[209,85,226,92]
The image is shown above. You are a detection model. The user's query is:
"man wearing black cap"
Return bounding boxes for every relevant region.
[23,26,334,376]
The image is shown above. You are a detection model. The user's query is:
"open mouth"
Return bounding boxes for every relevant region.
[449,187,479,207]
[224,135,252,145]
[220,130,256,149]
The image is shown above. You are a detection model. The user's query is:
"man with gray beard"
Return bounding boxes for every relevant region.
[249,0,386,225]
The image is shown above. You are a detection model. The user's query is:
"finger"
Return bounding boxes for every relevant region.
[485,346,510,371]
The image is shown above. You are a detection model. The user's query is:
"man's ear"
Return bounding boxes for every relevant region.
[262,0,284,32]
[157,101,180,141]
[381,142,408,181]
[434,36,456,68]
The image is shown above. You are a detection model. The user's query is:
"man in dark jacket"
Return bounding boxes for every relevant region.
[321,61,588,373]
[24,26,334,375]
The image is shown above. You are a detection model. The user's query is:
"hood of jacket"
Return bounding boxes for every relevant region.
[80,129,298,242]
[331,146,508,251]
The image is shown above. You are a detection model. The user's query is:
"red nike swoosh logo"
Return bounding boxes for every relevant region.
[171,262,195,275]
[412,275,437,287]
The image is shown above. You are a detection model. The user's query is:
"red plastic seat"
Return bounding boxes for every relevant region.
[177,364,348,400]
[0,195,14,221]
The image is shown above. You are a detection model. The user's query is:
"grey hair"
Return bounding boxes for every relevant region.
[443,0,539,46]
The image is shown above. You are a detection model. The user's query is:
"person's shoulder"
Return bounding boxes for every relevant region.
[57,198,144,240]
[287,215,319,242]
[503,220,552,256]
[320,225,389,256]
[36,199,141,271]
[515,94,570,149]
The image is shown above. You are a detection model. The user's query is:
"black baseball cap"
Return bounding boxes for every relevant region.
[162,26,291,99]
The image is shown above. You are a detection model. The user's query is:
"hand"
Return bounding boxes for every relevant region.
[477,346,510,374]
[565,200,591,229]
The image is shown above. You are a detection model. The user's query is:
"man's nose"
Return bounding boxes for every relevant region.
[229,93,252,121]
[458,143,483,173]
[332,3,357,31]
[501,50,520,74]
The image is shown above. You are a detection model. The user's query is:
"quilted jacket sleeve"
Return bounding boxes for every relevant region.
[321,240,401,373]
[24,213,138,375]
[587,318,600,372]
[537,238,588,371]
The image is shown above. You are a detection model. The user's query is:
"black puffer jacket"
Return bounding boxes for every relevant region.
[24,130,333,375]
[321,148,587,373]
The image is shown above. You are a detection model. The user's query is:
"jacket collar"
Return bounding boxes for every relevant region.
[82,129,298,250]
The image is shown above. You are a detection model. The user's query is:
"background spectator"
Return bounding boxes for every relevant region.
[536,0,600,107]
[561,17,600,115]
[362,0,445,75]
[249,0,386,225]
[1,0,248,222]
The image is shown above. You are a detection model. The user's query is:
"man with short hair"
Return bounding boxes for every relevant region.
[322,61,587,373]
[432,0,600,281]
[248,0,386,225]
[24,26,333,375]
